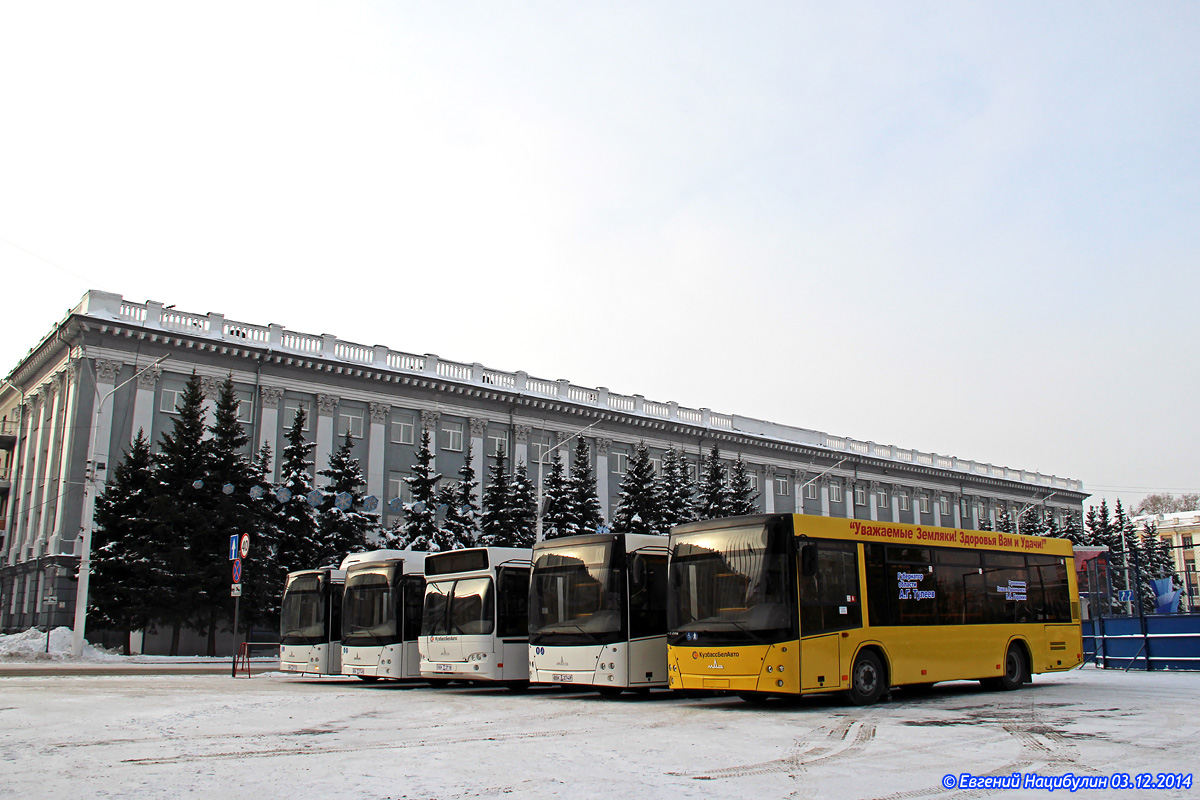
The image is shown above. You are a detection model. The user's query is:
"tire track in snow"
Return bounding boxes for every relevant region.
[672,717,877,781]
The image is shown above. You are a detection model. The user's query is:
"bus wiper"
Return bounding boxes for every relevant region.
[724,618,770,645]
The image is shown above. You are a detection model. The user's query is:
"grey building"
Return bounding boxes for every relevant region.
[0,290,1088,637]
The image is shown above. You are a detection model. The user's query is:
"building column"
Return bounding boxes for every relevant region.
[595,438,611,524]
[315,394,338,486]
[367,403,388,504]
[130,363,162,445]
[891,489,900,523]
[794,472,806,514]
[513,425,531,469]
[820,478,831,517]
[932,493,942,527]
[469,418,487,510]
[988,500,997,530]
[200,376,220,440]
[763,465,776,514]
[868,481,879,522]
[420,410,440,474]
[48,361,81,555]
[20,390,50,560]
[952,492,962,529]
[35,376,65,553]
[6,402,34,565]
[258,387,284,481]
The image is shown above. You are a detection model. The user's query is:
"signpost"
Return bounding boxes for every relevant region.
[230,536,249,677]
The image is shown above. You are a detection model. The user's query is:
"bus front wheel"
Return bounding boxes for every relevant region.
[846,651,885,706]
[983,646,1027,692]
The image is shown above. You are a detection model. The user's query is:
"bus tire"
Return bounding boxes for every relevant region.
[356,675,380,683]
[985,646,1027,692]
[737,692,770,704]
[847,651,885,706]
[596,687,624,697]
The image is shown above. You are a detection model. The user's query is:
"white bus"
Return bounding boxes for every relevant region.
[340,550,428,681]
[419,547,532,685]
[279,564,346,675]
[528,532,670,694]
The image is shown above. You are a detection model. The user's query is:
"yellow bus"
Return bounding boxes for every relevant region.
[666,513,1082,704]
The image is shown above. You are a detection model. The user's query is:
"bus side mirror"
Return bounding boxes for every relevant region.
[801,544,818,578]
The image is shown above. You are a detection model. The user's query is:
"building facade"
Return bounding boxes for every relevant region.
[0,291,1088,634]
[1133,511,1200,611]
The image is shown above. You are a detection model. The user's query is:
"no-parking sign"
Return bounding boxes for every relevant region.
[232,558,243,583]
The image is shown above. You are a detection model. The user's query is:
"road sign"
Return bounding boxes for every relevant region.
[230,584,242,597]
[232,558,243,583]
[239,534,250,559]
[229,534,239,560]
[1118,589,1135,602]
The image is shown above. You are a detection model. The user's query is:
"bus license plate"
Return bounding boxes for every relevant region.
[435,663,455,672]
[552,673,573,682]
[350,667,365,675]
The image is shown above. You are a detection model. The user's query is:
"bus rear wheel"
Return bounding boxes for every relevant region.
[846,651,885,706]
[356,675,380,683]
[983,646,1027,691]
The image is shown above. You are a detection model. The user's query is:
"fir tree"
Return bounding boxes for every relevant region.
[566,437,603,535]
[315,431,376,564]
[507,462,538,547]
[657,447,694,531]
[197,375,260,655]
[538,451,572,540]
[481,445,514,546]
[995,507,1014,534]
[239,441,284,634]
[1110,499,1135,596]
[727,456,759,517]
[148,372,212,655]
[274,404,320,573]
[1018,506,1046,536]
[89,429,157,654]
[395,431,442,551]
[437,445,480,549]
[612,442,662,535]
[1061,511,1087,546]
[696,444,731,520]
[978,517,994,531]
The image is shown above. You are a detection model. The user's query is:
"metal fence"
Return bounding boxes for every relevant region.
[1078,550,1200,671]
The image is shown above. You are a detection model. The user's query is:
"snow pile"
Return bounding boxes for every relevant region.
[0,627,122,662]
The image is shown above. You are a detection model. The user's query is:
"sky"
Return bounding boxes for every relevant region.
[2,2,1197,513]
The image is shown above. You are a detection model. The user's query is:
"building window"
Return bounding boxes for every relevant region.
[282,399,310,432]
[686,463,699,482]
[919,495,930,514]
[338,408,364,439]
[854,485,866,506]
[939,496,949,516]
[160,380,187,414]
[235,389,254,424]
[387,472,412,504]
[391,413,415,445]
[746,471,759,493]
[488,432,509,458]
[805,482,818,500]
[651,458,663,477]
[1183,535,1193,549]
[899,493,910,512]
[611,452,629,475]
[830,483,843,504]
[443,422,464,452]
[976,502,985,519]
[775,476,789,496]
[960,498,970,518]
[878,488,890,507]
[531,440,555,464]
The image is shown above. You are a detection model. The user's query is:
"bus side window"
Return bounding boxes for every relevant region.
[497,567,530,637]
[799,540,861,634]
[329,583,343,641]
[983,553,1031,624]
[402,575,425,642]
[1028,555,1070,623]
[629,554,668,639]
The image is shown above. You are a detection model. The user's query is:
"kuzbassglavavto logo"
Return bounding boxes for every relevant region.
[692,652,699,659]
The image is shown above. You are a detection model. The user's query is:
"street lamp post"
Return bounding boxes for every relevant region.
[534,420,601,543]
[71,355,169,657]
[1015,491,1059,536]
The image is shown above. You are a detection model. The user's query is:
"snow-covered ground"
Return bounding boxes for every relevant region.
[1,667,1197,800]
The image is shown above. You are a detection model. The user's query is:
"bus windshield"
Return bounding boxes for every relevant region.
[342,566,399,646]
[422,577,495,636]
[281,573,328,645]
[668,522,796,646]
[530,541,625,645]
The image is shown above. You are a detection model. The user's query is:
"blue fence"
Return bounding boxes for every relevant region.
[1083,613,1200,671]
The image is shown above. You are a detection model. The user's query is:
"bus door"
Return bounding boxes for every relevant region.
[798,540,863,692]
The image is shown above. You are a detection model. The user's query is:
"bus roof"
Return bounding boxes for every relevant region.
[424,546,532,577]
[340,549,428,572]
[673,513,1076,558]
